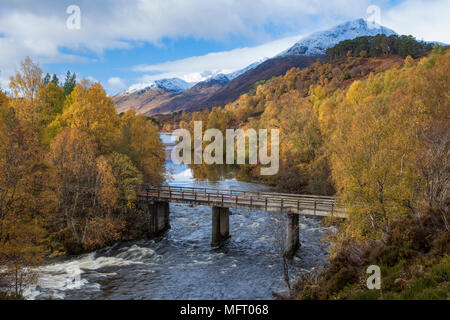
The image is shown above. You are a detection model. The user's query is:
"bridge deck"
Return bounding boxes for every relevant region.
[139,185,347,218]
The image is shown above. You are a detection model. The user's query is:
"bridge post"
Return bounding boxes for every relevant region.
[148,201,170,237]
[211,206,230,246]
[148,202,157,237]
[220,207,230,240]
[163,201,170,231]
[211,206,220,246]
[285,212,300,258]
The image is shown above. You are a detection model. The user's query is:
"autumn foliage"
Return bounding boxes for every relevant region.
[177,47,448,242]
[0,58,165,297]
[171,46,449,299]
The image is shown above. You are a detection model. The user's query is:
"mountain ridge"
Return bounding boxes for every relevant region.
[279,18,397,57]
[114,18,398,115]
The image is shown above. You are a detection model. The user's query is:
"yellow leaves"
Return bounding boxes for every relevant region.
[322,49,450,240]
[36,82,64,128]
[0,211,46,296]
[404,55,415,68]
[107,152,142,208]
[119,110,165,185]
[44,82,165,250]
[48,129,131,249]
[8,57,43,126]
[310,85,326,109]
[0,91,8,110]
[207,107,233,132]
[345,80,364,105]
[95,156,118,210]
[60,82,120,153]
[0,115,46,216]
[257,89,333,193]
[49,128,97,179]
[0,91,52,292]
[9,57,42,97]
[1,57,168,261]
[49,129,124,211]
[0,214,45,264]
[81,215,124,251]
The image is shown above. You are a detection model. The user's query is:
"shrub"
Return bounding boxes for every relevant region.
[327,268,358,294]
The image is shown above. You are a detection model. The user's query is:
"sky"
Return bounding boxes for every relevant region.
[0,0,449,95]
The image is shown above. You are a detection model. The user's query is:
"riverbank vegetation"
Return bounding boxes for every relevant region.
[0,58,165,298]
[0,35,447,300]
[292,45,449,300]
[166,43,449,299]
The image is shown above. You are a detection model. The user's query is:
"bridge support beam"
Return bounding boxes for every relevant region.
[148,201,170,237]
[211,206,230,246]
[285,213,300,258]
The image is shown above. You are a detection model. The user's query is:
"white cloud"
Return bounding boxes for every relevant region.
[0,0,448,92]
[0,0,372,88]
[383,0,450,43]
[0,78,9,91]
[0,0,371,55]
[107,77,126,93]
[124,0,450,89]
[86,76,97,84]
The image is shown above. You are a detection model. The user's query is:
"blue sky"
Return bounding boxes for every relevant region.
[0,0,449,95]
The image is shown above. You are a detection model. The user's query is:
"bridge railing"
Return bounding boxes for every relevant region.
[142,184,336,200]
[140,185,346,217]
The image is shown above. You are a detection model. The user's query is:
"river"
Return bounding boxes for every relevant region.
[24,134,334,300]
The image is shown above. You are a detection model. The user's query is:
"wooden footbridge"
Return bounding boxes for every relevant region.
[138,185,347,256]
[140,185,346,218]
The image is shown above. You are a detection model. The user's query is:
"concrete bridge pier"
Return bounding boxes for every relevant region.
[285,212,300,258]
[148,201,170,237]
[211,206,230,246]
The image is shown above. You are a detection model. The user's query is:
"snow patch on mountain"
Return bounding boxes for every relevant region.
[226,58,267,80]
[119,19,400,97]
[204,58,267,84]
[279,18,397,57]
[125,78,194,95]
[123,58,266,95]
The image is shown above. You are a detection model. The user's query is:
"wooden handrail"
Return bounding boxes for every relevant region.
[143,186,337,204]
[141,184,336,200]
[139,185,347,216]
[144,189,335,206]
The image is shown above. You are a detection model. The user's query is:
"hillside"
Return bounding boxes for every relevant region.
[279,18,396,57]
[114,18,398,116]
[172,47,449,300]
[139,75,233,115]
[146,56,319,115]
[164,54,406,133]
[194,56,319,112]
[114,87,177,114]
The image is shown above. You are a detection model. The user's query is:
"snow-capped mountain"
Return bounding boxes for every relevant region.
[125,78,194,95]
[115,18,402,115]
[123,58,266,96]
[114,59,268,114]
[204,73,231,85]
[225,59,268,80]
[279,18,397,57]
[122,18,396,97]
